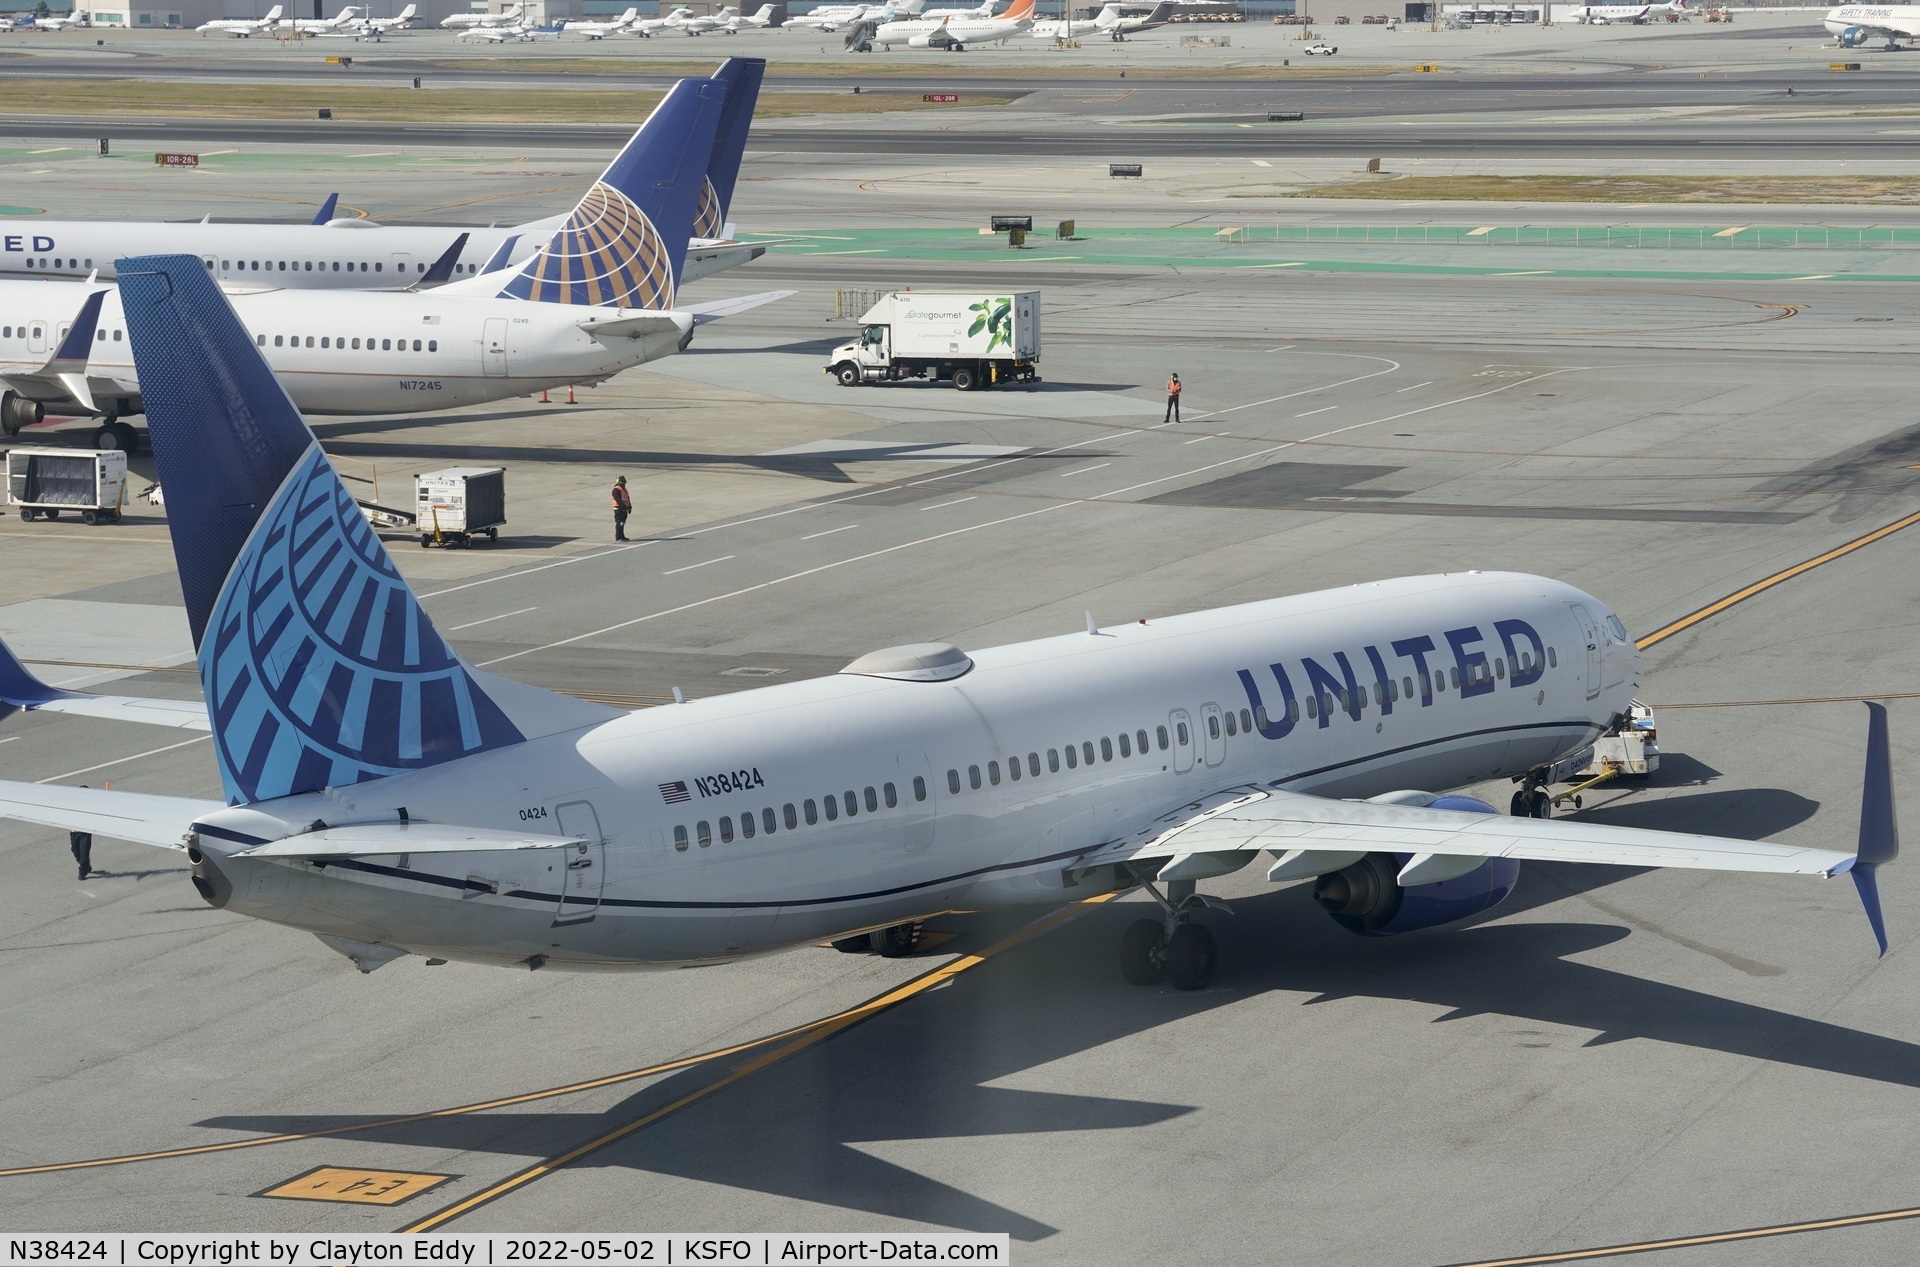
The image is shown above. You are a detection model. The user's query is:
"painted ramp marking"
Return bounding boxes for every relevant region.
[257,1166,456,1206]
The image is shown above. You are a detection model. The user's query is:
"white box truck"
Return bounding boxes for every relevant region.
[414,466,505,549]
[827,291,1040,391]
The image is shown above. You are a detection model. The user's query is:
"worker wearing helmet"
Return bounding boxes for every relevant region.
[1164,372,1182,424]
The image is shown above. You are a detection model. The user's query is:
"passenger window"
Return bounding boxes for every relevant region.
[1224,713,1236,737]
[764,807,777,834]
[273,335,283,347]
[866,786,879,811]
[948,769,960,794]
[1496,658,1506,679]
[988,761,1000,786]
[784,803,797,829]
[673,825,688,852]
[913,776,926,802]
[1137,729,1149,753]
[321,337,330,348]
[1206,715,1220,740]
[305,261,312,271]
[113,330,122,342]
[740,811,754,839]
[1451,667,1461,689]
[697,820,711,848]
[1065,745,1078,770]
[277,261,285,271]
[1176,722,1189,745]
[1048,748,1060,772]
[1548,647,1558,668]
[1306,696,1318,720]
[1082,741,1095,765]
[1007,758,1020,782]
[428,340,437,352]
[883,783,897,808]
[1157,726,1169,751]
[804,799,817,825]
[824,796,838,822]
[375,262,383,272]
[332,262,340,271]
[1254,705,1269,729]
[381,339,391,350]
[1100,737,1113,761]
[305,336,313,348]
[1119,732,1132,757]
[719,816,733,844]
[1239,709,1251,733]
[843,791,857,817]
[969,765,982,790]
[351,338,360,349]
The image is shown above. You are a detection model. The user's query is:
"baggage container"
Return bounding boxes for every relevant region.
[6,447,128,525]
[414,466,505,548]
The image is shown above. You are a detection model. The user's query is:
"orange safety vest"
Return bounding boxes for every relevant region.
[1167,378,1182,398]
[612,484,632,512]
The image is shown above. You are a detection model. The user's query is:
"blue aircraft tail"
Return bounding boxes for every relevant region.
[495,76,728,311]
[693,57,764,240]
[116,255,528,807]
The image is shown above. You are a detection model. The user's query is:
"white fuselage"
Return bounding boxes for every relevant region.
[191,572,1640,970]
[871,11,1027,44]
[0,281,689,417]
[0,221,755,289]
[1825,5,1920,40]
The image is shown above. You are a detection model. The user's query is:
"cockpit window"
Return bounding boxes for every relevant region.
[1606,614,1629,642]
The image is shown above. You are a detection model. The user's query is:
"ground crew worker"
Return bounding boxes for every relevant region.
[70,829,92,881]
[1164,372,1182,423]
[611,475,632,542]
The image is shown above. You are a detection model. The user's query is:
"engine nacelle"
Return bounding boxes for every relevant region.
[1310,794,1520,935]
[907,30,950,46]
[1840,24,1869,45]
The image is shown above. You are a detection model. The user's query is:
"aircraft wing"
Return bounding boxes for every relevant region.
[0,633,210,731]
[1079,784,1856,878]
[0,781,216,849]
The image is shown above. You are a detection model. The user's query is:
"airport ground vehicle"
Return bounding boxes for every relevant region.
[416,466,505,548]
[1303,40,1337,53]
[827,291,1039,390]
[6,447,126,524]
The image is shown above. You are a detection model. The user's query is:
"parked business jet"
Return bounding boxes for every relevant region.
[668,6,736,34]
[1030,0,1171,39]
[1826,3,1920,46]
[722,4,777,29]
[1558,0,1683,21]
[30,9,91,29]
[0,76,788,448]
[440,1,521,27]
[867,0,1034,48]
[785,0,917,30]
[630,6,693,33]
[567,6,636,36]
[277,4,364,33]
[196,5,283,36]
[0,268,1896,984]
[0,57,768,297]
[318,3,417,34]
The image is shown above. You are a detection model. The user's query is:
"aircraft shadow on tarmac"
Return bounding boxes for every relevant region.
[201,787,1897,1243]
[317,440,1100,485]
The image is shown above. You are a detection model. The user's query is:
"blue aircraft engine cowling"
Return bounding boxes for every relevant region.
[1840,24,1869,45]
[1311,795,1522,935]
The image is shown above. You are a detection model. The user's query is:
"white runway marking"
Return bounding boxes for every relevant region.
[1060,464,1112,477]
[1296,406,1338,417]
[1396,381,1433,392]
[665,555,735,575]
[449,606,538,631]
[801,525,859,540]
[37,736,209,785]
[922,496,977,510]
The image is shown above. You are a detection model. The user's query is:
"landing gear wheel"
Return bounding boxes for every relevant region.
[951,365,978,391]
[1529,789,1552,819]
[835,363,861,387]
[875,920,923,958]
[830,933,872,954]
[1120,918,1167,985]
[1165,923,1217,991]
[1510,790,1530,817]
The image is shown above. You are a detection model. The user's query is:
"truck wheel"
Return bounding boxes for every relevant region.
[486,527,498,542]
[19,508,35,523]
[44,508,60,521]
[81,510,98,526]
[834,363,861,387]
[951,365,978,391]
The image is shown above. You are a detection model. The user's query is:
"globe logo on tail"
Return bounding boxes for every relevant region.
[501,181,676,310]
[693,176,723,241]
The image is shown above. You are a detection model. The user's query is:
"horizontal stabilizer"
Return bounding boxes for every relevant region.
[236,821,582,858]
[0,780,218,849]
[680,288,796,324]
[579,311,687,340]
[0,628,208,730]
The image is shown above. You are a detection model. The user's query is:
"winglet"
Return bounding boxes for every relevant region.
[0,634,79,723]
[1853,701,1900,956]
[410,231,470,288]
[43,289,106,372]
[310,193,339,226]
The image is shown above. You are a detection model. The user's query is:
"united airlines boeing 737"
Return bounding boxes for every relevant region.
[0,256,1895,986]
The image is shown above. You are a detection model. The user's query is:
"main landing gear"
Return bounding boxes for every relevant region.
[1509,777,1552,819]
[1119,877,1228,991]
[831,919,924,957]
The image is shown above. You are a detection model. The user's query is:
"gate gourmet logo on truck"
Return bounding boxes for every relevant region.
[969,295,1014,353]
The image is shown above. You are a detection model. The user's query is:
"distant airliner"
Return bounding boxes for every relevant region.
[0,262,1895,982]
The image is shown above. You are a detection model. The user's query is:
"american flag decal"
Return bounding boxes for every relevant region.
[659,780,691,804]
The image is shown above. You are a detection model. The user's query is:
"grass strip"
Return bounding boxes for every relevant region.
[1295,174,1920,204]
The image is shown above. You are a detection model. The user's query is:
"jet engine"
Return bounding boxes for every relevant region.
[1839,24,1870,45]
[909,27,959,46]
[1310,794,1521,935]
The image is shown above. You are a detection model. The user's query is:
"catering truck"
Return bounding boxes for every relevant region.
[827,291,1040,390]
